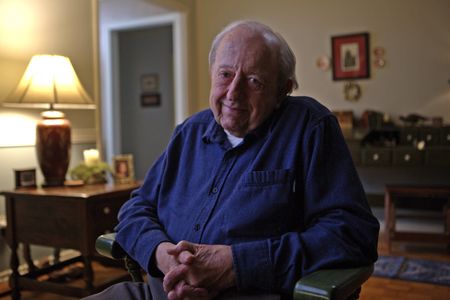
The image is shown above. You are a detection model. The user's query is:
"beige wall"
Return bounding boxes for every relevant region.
[0,0,96,209]
[193,0,450,123]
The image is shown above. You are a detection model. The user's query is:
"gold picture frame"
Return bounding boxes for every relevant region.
[113,154,135,184]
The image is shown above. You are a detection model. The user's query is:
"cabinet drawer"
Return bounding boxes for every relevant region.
[419,127,441,146]
[441,126,450,146]
[400,128,419,146]
[392,147,424,166]
[362,148,392,166]
[425,147,450,166]
[347,142,362,165]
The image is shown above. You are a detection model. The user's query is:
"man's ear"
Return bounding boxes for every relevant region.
[276,79,293,107]
[285,79,293,95]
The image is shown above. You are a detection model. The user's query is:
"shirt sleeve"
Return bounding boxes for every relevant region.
[114,139,174,277]
[231,115,379,295]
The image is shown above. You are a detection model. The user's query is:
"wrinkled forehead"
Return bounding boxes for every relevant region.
[214,27,279,70]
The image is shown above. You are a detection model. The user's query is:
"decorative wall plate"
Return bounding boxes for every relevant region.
[343,81,361,101]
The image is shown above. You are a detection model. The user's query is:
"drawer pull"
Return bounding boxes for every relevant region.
[406,134,412,141]
[103,207,111,215]
[403,154,411,162]
[372,153,379,161]
[426,134,432,141]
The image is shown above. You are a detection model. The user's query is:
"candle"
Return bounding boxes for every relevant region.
[83,149,100,167]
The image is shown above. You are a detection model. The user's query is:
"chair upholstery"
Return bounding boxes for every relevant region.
[96,233,373,300]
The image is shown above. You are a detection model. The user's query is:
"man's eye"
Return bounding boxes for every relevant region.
[219,71,232,79]
[248,77,263,90]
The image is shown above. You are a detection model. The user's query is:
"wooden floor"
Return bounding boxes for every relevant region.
[360,230,450,300]
[1,231,449,300]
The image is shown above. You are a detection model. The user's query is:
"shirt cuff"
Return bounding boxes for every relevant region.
[116,229,170,277]
[147,241,169,278]
[231,239,273,292]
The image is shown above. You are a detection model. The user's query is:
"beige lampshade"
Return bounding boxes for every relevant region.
[2,54,95,109]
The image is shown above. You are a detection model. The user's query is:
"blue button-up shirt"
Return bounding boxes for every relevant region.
[115,96,379,297]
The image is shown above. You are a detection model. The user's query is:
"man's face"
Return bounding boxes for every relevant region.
[209,28,281,137]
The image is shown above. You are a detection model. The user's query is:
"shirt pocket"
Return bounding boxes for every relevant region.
[241,169,295,188]
[222,169,296,240]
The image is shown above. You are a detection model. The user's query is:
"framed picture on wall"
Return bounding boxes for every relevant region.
[331,32,370,80]
[141,74,159,92]
[113,154,135,184]
[141,93,161,107]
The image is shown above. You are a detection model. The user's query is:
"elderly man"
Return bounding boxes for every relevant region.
[86,20,379,300]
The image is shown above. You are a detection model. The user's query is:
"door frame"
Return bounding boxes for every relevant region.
[100,12,188,162]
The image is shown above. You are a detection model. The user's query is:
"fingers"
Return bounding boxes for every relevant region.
[167,240,197,255]
[163,263,189,293]
[178,249,195,264]
[166,240,196,265]
[167,281,209,300]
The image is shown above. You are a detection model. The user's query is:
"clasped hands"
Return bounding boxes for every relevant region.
[156,240,235,300]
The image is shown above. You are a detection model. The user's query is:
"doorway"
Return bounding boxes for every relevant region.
[117,25,174,179]
[100,13,188,179]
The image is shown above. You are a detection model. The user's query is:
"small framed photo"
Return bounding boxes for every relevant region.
[141,74,159,93]
[113,154,135,184]
[14,168,37,188]
[331,32,370,81]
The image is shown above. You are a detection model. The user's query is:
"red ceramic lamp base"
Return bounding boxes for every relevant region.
[36,111,71,187]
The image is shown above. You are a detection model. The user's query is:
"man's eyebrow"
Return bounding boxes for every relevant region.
[217,64,234,69]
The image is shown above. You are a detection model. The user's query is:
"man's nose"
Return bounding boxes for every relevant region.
[227,73,245,102]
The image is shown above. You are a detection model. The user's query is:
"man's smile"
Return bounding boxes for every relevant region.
[222,102,247,112]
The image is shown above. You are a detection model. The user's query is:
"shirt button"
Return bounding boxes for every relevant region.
[194,224,201,231]
[212,187,218,194]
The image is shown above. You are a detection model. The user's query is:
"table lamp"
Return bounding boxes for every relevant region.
[2,54,95,186]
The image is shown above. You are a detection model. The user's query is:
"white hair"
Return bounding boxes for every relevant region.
[208,20,299,94]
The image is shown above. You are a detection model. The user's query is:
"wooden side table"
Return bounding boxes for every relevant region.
[1,181,140,299]
[384,185,450,253]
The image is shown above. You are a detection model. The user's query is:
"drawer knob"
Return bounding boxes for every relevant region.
[372,153,379,161]
[447,134,450,141]
[426,134,432,141]
[406,134,412,141]
[103,206,111,215]
[404,154,411,161]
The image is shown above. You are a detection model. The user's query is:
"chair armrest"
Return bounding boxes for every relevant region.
[95,232,145,282]
[95,232,126,260]
[293,265,373,300]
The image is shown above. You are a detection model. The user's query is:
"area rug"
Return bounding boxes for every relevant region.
[373,255,450,286]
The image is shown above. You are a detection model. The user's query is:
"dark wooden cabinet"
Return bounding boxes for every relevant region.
[1,181,140,299]
[346,126,450,167]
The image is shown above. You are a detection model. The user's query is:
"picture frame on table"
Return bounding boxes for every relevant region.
[113,154,135,184]
[331,32,370,81]
[14,168,37,188]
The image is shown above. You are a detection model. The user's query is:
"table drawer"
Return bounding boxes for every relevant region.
[91,198,126,235]
[14,198,83,249]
